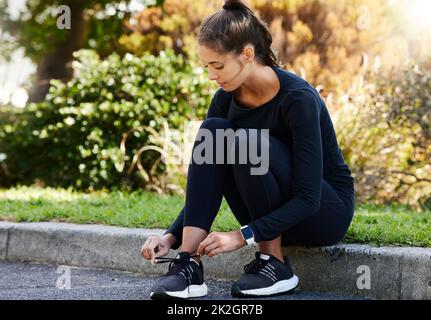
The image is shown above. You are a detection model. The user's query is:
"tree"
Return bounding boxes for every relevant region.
[118,0,218,63]
[334,57,431,210]
[0,0,164,102]
[121,0,398,98]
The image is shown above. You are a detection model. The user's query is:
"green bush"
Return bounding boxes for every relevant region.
[0,49,215,191]
[334,58,431,210]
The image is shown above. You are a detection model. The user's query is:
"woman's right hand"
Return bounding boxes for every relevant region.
[140,234,176,263]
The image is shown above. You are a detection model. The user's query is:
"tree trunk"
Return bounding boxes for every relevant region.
[28,2,90,102]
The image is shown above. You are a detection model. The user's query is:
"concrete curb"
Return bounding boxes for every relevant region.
[0,222,430,300]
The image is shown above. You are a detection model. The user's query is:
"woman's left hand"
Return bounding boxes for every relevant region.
[197,230,247,258]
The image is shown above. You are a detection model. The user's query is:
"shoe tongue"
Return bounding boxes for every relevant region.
[176,251,191,259]
[176,251,199,266]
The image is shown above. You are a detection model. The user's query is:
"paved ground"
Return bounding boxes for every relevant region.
[3,222,429,299]
[0,261,366,300]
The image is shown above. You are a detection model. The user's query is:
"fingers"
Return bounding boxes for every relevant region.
[140,237,159,263]
[197,234,216,256]
[202,242,218,256]
[207,248,222,257]
[197,240,209,256]
[198,241,222,258]
[155,247,169,259]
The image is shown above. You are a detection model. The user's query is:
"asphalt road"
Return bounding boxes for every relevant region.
[0,261,365,300]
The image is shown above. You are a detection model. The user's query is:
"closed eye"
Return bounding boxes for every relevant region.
[203,65,224,70]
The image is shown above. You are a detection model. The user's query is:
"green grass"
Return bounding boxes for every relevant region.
[0,186,430,247]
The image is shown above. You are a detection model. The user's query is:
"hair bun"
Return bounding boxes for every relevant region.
[223,0,243,11]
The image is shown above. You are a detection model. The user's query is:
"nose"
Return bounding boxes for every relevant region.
[208,70,218,81]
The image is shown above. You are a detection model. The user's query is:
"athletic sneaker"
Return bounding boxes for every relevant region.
[150,251,208,300]
[231,251,299,298]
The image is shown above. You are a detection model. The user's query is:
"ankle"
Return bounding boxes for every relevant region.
[259,250,284,263]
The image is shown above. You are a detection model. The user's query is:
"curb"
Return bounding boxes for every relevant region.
[0,221,430,300]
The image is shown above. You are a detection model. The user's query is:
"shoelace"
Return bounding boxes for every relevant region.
[244,258,267,274]
[154,254,201,290]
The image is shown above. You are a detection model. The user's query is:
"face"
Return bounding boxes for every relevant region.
[198,44,254,92]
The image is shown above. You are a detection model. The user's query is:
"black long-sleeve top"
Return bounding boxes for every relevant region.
[164,66,355,249]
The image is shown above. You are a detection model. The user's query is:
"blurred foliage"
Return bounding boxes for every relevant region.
[0,0,158,60]
[121,0,426,98]
[253,0,395,97]
[1,0,430,209]
[0,0,166,101]
[334,57,431,211]
[139,119,202,194]
[0,49,215,191]
[1,0,106,59]
[118,0,219,64]
[2,0,428,98]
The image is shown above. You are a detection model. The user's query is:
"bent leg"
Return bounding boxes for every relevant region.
[281,179,354,247]
[181,117,237,253]
[227,130,353,247]
[229,130,293,221]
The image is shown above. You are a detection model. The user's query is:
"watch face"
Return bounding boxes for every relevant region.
[241,226,254,239]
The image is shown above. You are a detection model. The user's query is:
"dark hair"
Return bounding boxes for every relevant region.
[197,0,281,68]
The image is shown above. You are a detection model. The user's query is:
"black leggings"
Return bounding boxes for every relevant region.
[183,117,354,247]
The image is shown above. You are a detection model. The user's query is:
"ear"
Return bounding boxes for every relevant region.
[242,44,255,62]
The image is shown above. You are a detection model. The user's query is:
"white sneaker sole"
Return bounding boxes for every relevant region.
[150,283,208,299]
[233,275,299,297]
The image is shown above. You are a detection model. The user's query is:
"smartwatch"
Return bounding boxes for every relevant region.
[240,225,256,245]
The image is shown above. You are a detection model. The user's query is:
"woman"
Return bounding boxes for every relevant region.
[141,0,355,300]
